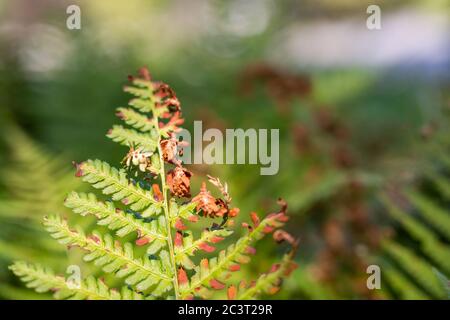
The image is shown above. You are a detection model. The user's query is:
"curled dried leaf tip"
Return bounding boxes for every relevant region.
[167,166,192,198]
[177,267,188,285]
[273,230,297,246]
[160,111,184,133]
[138,67,151,81]
[72,161,84,177]
[160,133,188,165]
[277,198,288,215]
[192,182,227,218]
[227,285,237,300]
[153,82,181,113]
[152,184,164,201]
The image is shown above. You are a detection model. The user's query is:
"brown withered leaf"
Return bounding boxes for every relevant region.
[160,135,178,164]
[167,166,192,198]
[192,182,228,218]
[273,230,296,245]
[192,182,219,217]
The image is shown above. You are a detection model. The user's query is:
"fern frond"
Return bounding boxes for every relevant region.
[116,107,155,132]
[9,68,297,300]
[180,212,287,298]
[107,125,158,152]
[434,268,450,299]
[0,127,84,298]
[9,261,143,300]
[129,98,153,113]
[124,85,153,99]
[175,229,233,269]
[382,263,429,300]
[44,215,173,293]
[405,190,450,241]
[426,170,450,200]
[382,240,446,299]
[0,127,80,221]
[381,195,450,274]
[124,79,167,117]
[65,192,167,249]
[236,250,298,300]
[77,159,162,212]
[169,201,198,222]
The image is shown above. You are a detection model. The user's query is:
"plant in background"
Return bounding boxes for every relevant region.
[237,63,384,299]
[0,126,82,299]
[9,68,298,300]
[378,128,450,300]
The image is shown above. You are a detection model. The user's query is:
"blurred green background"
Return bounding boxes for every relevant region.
[0,0,449,299]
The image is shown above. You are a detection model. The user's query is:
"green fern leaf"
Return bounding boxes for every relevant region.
[124,85,153,99]
[406,190,450,241]
[180,212,287,298]
[65,191,167,250]
[9,261,143,300]
[107,125,158,152]
[44,215,172,293]
[382,240,446,299]
[116,107,155,132]
[426,170,450,200]
[382,195,450,274]
[383,263,429,300]
[78,159,162,212]
[175,229,233,269]
[129,98,153,113]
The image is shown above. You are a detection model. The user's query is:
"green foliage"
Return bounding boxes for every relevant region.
[10,261,145,300]
[235,250,298,300]
[107,125,159,151]
[65,191,167,244]
[175,228,233,270]
[382,240,446,298]
[381,196,450,275]
[77,159,162,212]
[43,215,173,295]
[379,135,450,300]
[381,263,429,300]
[406,191,450,241]
[0,128,80,222]
[0,127,82,299]
[9,69,297,300]
[179,212,290,299]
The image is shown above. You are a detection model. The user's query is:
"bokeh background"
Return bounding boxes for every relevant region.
[0,0,449,299]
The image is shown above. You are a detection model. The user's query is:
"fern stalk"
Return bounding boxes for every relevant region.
[151,97,181,299]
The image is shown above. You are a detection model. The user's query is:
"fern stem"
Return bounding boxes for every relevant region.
[151,103,181,299]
